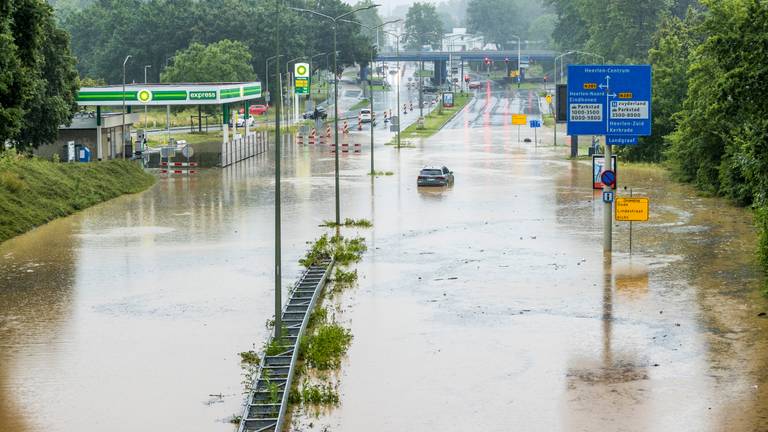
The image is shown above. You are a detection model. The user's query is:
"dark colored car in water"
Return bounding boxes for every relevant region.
[417,166,454,187]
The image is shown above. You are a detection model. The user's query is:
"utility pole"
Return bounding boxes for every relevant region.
[341,19,401,175]
[122,55,132,160]
[290,3,380,226]
[143,64,151,136]
[274,0,283,339]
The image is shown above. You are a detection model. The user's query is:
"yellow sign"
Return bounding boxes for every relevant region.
[510,70,519,78]
[511,114,527,126]
[618,92,634,99]
[583,83,597,90]
[616,197,649,222]
[545,94,552,104]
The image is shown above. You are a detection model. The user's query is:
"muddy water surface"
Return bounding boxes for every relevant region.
[1,84,767,432]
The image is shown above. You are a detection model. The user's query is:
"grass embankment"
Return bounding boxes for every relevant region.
[146,126,302,148]
[0,152,155,243]
[389,93,473,144]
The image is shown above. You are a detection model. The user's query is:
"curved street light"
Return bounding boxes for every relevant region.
[339,19,401,176]
[122,55,132,160]
[553,50,605,147]
[289,3,381,226]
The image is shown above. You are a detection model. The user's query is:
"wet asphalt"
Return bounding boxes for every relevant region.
[0,78,767,432]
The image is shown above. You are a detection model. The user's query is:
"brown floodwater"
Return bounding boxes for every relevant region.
[1,84,767,432]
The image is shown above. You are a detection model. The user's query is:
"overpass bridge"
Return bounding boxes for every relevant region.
[375,49,557,63]
[373,50,557,85]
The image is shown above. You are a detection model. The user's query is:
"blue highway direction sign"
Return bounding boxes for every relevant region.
[567,65,652,137]
[529,119,541,128]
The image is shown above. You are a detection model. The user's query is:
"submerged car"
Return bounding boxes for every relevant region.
[468,81,482,90]
[417,166,454,187]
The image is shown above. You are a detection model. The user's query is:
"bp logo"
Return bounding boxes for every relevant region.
[296,65,307,76]
[137,89,152,103]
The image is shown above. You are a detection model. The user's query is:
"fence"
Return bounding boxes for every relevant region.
[222,131,268,167]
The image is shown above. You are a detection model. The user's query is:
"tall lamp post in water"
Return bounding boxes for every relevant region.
[122,55,132,160]
[340,19,401,176]
[289,3,381,226]
[381,30,411,149]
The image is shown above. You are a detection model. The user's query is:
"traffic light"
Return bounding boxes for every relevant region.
[504,57,510,65]
[483,57,491,65]
[544,74,548,83]
[464,75,470,83]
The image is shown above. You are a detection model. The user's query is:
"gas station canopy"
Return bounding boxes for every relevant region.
[76,82,262,107]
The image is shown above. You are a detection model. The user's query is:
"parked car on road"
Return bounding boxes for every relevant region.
[360,108,373,123]
[468,81,483,90]
[230,117,254,128]
[250,104,268,116]
[417,166,454,187]
[423,85,438,93]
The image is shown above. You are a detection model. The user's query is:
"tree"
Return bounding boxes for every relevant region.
[160,40,256,83]
[404,2,443,49]
[665,0,768,269]
[0,0,79,150]
[467,0,531,49]
[546,0,590,50]
[620,10,701,162]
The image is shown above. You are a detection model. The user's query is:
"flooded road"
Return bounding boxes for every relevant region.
[1,81,768,431]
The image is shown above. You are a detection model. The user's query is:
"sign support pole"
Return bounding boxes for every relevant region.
[604,142,613,254]
[629,188,633,255]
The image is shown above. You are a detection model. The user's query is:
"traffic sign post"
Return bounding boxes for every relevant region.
[567,64,652,255]
[616,193,650,255]
[512,114,527,143]
[529,119,541,146]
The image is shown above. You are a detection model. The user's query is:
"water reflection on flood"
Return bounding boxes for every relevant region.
[1,94,768,432]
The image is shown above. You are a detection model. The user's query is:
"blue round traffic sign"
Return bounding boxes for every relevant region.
[600,170,617,188]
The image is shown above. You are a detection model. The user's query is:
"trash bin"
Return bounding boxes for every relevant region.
[78,146,91,162]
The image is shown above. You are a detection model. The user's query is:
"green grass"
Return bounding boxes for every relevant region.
[299,322,353,371]
[146,127,298,148]
[0,152,155,244]
[368,170,394,176]
[298,234,367,268]
[349,99,370,111]
[320,218,372,228]
[390,94,473,143]
[288,382,339,406]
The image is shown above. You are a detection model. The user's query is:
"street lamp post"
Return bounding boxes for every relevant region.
[273,0,283,340]
[509,35,521,86]
[341,19,401,176]
[382,30,406,149]
[553,50,605,147]
[309,52,326,108]
[265,54,284,107]
[290,3,381,226]
[122,55,132,160]
[143,65,151,136]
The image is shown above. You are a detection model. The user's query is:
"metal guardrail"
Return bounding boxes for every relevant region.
[222,131,268,167]
[238,259,334,432]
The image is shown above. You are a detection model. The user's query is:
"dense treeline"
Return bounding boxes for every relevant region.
[1,0,79,150]
[61,0,373,85]
[549,0,768,272]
